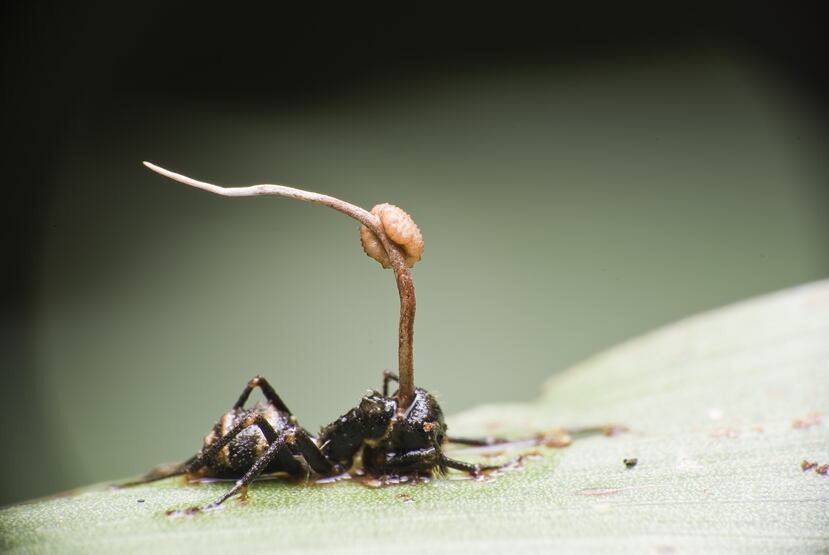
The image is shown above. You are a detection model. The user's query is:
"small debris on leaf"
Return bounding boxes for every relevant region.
[602,425,629,436]
[623,458,638,469]
[709,427,739,439]
[537,431,572,448]
[801,460,818,471]
[792,412,821,429]
[816,464,829,475]
[577,486,626,497]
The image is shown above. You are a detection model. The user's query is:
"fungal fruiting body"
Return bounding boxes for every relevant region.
[360,203,424,269]
[141,162,419,408]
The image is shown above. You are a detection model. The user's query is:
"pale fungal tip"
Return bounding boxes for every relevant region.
[360,203,424,268]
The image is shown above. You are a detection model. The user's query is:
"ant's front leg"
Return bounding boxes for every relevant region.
[441,455,503,475]
[446,436,510,447]
[382,370,398,397]
[447,424,619,448]
[371,447,502,477]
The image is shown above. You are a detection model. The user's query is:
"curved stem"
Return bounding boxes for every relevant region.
[142,162,416,409]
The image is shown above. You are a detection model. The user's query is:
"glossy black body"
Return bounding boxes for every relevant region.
[200,386,446,479]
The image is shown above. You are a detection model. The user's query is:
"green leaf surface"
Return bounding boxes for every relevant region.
[2,282,828,554]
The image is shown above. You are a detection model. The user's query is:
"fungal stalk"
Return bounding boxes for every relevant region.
[143,162,421,409]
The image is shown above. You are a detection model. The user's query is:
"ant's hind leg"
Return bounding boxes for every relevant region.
[182,434,292,513]
[234,375,292,414]
[184,411,281,475]
[121,410,282,487]
[116,455,198,487]
[187,428,336,513]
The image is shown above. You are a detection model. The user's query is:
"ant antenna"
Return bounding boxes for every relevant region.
[143,162,418,409]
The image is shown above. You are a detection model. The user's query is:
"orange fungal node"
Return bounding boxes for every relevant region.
[360,203,424,268]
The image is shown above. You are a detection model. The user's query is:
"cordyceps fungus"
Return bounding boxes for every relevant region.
[127,164,619,513]
[142,162,421,410]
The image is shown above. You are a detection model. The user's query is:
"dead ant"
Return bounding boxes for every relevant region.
[124,371,503,512]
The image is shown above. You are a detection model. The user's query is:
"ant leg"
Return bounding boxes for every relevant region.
[447,425,617,447]
[371,448,500,476]
[188,433,292,512]
[382,370,399,397]
[189,428,336,512]
[233,375,292,414]
[446,436,509,446]
[441,455,502,475]
[116,455,198,487]
[372,446,441,475]
[123,404,289,488]
[184,411,280,475]
[291,429,336,475]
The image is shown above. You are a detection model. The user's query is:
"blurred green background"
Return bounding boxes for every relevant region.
[2,5,827,505]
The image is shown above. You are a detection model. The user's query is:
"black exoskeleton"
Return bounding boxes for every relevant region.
[127,372,498,511]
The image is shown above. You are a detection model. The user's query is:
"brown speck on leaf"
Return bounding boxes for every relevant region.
[577,487,626,497]
[498,452,542,470]
[801,460,818,471]
[238,485,249,503]
[602,425,629,436]
[623,458,638,469]
[396,493,414,504]
[710,427,739,439]
[792,412,821,429]
[816,464,829,475]
[538,432,572,448]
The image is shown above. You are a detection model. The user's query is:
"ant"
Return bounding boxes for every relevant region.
[124,371,504,512]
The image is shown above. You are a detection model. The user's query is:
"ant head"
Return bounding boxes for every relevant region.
[359,391,397,439]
